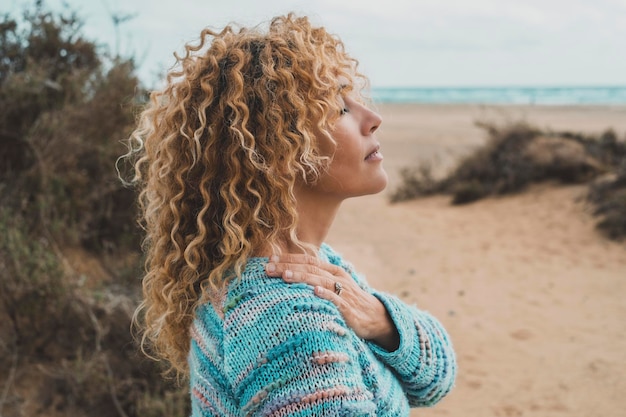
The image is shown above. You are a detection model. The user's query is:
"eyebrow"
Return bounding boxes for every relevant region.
[338,83,353,97]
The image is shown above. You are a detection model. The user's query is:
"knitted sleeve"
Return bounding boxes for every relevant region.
[366,290,457,407]
[222,281,378,416]
[321,244,456,407]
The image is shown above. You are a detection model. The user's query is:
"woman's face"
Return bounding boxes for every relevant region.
[309,91,387,200]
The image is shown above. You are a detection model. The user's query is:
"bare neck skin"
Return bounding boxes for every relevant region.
[252,184,342,257]
[287,185,344,252]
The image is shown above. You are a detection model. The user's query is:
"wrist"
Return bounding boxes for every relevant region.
[369,298,400,352]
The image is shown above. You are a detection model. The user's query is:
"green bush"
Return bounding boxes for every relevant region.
[0,208,65,356]
[0,3,189,416]
[1,3,141,252]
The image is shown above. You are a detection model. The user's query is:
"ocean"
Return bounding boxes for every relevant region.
[370,86,626,105]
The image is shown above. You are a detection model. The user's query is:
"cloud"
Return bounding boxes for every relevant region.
[11,0,626,86]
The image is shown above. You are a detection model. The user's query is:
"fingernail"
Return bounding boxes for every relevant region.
[284,270,293,279]
[270,255,279,263]
[266,263,276,273]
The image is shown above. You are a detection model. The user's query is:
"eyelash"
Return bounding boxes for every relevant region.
[340,107,350,115]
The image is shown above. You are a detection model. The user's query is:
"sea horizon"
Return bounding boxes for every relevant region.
[370,85,626,105]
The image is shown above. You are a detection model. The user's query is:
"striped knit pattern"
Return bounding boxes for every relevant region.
[189,244,456,416]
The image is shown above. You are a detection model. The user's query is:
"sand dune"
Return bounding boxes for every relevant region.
[327,104,626,417]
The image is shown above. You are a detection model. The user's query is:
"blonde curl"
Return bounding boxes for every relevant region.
[122,14,367,375]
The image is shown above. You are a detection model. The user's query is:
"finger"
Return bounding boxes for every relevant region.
[270,255,345,277]
[265,263,336,291]
[270,253,321,267]
[265,262,326,277]
[277,266,343,294]
[271,254,347,274]
[284,269,331,289]
[314,285,345,309]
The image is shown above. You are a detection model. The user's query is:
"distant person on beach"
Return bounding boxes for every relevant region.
[125,13,456,416]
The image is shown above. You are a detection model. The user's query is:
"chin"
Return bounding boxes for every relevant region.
[375,170,389,191]
[372,180,388,195]
[362,172,388,196]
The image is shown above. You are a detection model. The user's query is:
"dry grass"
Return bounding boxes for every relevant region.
[587,159,626,240]
[391,122,626,240]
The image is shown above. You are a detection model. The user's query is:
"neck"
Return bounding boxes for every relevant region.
[288,186,343,251]
[254,186,343,257]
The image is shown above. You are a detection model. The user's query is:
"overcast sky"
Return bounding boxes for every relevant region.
[8,0,626,88]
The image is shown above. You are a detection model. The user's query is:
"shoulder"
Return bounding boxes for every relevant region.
[218,258,379,415]
[223,275,344,341]
[320,243,370,289]
[221,270,350,371]
[223,256,341,321]
[319,243,344,266]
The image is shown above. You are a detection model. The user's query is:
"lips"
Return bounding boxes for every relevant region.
[365,145,382,161]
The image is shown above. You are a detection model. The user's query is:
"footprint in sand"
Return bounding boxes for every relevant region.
[493,404,523,417]
[466,379,482,389]
[510,329,533,340]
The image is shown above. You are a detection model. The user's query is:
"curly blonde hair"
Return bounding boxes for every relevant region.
[125,14,367,374]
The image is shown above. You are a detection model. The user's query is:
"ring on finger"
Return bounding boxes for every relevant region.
[334,282,343,296]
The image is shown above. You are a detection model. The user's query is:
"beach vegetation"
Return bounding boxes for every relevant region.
[0,3,188,416]
[391,122,626,239]
[587,158,626,240]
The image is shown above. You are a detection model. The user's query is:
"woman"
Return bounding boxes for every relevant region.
[127,13,456,416]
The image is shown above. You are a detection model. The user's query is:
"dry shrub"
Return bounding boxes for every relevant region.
[391,121,620,204]
[0,4,189,416]
[0,280,189,417]
[0,209,65,357]
[390,161,444,203]
[587,159,626,240]
[0,209,187,417]
[23,61,142,251]
[391,121,626,239]
[1,4,141,253]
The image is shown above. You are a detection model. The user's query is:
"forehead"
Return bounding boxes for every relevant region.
[337,79,368,106]
[336,75,357,97]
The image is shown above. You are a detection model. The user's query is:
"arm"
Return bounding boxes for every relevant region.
[365,289,457,407]
[265,250,457,408]
[222,282,377,416]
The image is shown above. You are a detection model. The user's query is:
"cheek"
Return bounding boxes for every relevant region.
[314,126,338,159]
[327,144,353,172]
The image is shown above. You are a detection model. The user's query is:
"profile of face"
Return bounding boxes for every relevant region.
[307,90,387,201]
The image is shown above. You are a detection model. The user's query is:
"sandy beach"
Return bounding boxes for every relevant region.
[327,104,626,417]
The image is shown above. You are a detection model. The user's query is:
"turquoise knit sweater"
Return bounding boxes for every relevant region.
[189,244,456,416]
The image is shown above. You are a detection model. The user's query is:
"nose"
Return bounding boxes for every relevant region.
[365,108,382,135]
